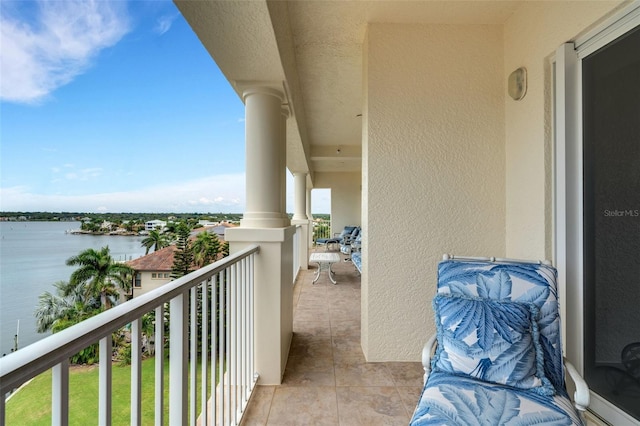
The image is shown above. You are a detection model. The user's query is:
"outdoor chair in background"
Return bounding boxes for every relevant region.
[316,225,358,251]
[410,254,590,425]
[340,227,361,258]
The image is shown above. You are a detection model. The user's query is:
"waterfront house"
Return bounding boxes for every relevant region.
[125,245,176,298]
[1,2,637,424]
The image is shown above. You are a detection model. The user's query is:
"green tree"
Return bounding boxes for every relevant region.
[171,223,194,279]
[141,229,168,255]
[34,281,100,334]
[34,280,102,364]
[66,246,134,309]
[191,231,221,268]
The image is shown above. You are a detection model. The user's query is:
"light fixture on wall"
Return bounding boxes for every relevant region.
[508,67,527,101]
[336,147,341,155]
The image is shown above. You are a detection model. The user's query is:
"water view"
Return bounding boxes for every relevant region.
[0,221,147,355]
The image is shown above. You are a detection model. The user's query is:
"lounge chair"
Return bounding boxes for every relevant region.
[316,226,358,251]
[410,254,590,425]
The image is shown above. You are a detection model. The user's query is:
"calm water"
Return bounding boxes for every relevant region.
[0,221,147,355]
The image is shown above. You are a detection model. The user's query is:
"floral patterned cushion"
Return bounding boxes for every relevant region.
[409,259,583,426]
[411,372,582,426]
[433,293,555,395]
[437,260,565,394]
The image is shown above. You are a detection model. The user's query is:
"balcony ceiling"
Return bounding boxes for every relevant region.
[175,0,522,183]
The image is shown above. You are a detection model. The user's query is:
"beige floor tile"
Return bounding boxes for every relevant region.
[289,334,333,358]
[294,319,332,336]
[384,362,424,387]
[282,356,336,387]
[332,335,366,362]
[396,386,422,418]
[295,306,330,322]
[267,386,339,426]
[241,249,429,424]
[336,386,409,426]
[334,358,395,387]
[330,319,360,338]
[240,385,275,426]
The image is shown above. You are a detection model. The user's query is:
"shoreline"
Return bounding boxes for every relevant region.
[65,229,143,236]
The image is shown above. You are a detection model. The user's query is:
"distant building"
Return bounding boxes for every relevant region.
[125,246,176,297]
[209,222,235,240]
[145,220,166,231]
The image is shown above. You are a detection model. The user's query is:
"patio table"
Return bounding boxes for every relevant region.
[309,252,340,284]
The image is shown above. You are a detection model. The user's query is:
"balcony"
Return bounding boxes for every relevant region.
[241,251,423,425]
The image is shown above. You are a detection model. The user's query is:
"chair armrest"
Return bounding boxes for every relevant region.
[422,334,437,384]
[564,359,590,412]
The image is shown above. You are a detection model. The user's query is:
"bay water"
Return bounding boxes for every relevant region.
[0,221,147,355]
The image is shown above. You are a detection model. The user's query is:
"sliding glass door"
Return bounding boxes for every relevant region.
[555,6,640,424]
[582,26,640,422]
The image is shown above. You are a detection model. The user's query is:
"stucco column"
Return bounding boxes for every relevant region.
[242,87,290,228]
[226,84,294,385]
[291,172,310,270]
[292,173,308,221]
[307,188,314,248]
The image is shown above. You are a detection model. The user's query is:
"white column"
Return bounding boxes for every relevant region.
[291,173,310,270]
[292,173,308,220]
[242,87,289,228]
[226,83,295,384]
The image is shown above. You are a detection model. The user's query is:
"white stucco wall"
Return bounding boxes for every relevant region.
[315,171,362,232]
[363,23,505,361]
[503,1,622,259]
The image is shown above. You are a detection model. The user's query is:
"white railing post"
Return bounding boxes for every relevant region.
[170,291,188,425]
[52,360,69,426]
[190,286,197,426]
[131,318,142,426]
[201,279,209,426]
[99,336,112,426]
[154,304,164,426]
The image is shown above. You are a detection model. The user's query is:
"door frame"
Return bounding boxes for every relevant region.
[553,3,640,425]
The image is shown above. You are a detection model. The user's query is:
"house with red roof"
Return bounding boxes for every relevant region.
[125,245,177,297]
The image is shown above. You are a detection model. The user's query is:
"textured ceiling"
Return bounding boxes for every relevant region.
[176,0,523,180]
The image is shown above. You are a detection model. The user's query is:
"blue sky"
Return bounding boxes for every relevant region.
[0,0,330,214]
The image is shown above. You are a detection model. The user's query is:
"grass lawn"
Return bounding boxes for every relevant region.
[5,356,214,425]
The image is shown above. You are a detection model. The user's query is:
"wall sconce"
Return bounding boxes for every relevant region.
[508,67,527,101]
[336,148,341,155]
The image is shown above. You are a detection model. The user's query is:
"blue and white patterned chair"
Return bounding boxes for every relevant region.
[410,255,590,426]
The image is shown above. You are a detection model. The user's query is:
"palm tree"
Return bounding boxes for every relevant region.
[141,229,167,254]
[192,231,221,268]
[35,280,101,334]
[66,246,134,309]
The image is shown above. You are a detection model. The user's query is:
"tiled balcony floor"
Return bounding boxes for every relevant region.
[241,250,424,425]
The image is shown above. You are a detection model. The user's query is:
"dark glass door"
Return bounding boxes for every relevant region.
[583,26,640,421]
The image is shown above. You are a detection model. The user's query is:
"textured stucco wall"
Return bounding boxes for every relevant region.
[315,171,362,232]
[363,23,505,361]
[503,1,622,259]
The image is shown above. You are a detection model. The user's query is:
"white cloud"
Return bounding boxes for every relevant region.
[53,164,102,181]
[0,174,248,213]
[0,0,130,104]
[154,13,178,36]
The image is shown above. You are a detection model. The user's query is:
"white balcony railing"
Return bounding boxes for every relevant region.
[0,245,259,426]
